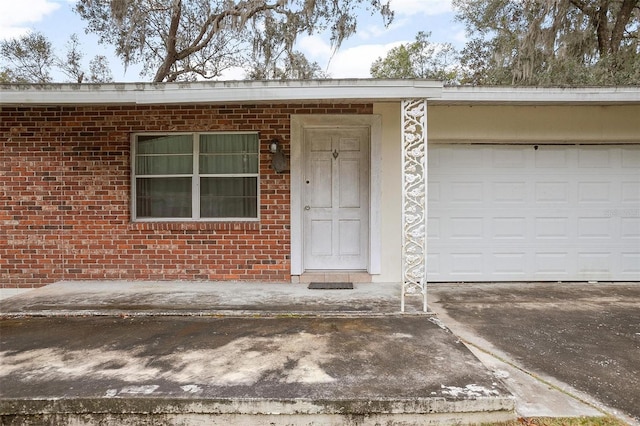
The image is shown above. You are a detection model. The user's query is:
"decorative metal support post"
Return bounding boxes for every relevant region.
[401,99,428,313]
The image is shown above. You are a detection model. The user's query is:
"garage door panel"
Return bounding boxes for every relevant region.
[428,145,640,282]
[451,182,483,202]
[493,217,527,239]
[493,182,528,203]
[622,148,640,168]
[492,147,527,168]
[428,217,441,239]
[621,181,640,202]
[535,252,571,275]
[535,217,570,239]
[577,252,612,274]
[578,217,613,239]
[535,147,571,168]
[450,253,483,275]
[621,217,640,239]
[578,182,611,202]
[578,147,614,168]
[621,253,640,274]
[427,253,441,275]
[450,147,481,167]
[450,217,483,239]
[428,181,441,202]
[492,252,527,275]
[535,182,570,202]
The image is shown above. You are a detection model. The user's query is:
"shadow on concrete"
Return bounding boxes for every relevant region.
[0,281,515,425]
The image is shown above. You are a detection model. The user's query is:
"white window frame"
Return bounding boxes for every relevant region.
[131,132,260,222]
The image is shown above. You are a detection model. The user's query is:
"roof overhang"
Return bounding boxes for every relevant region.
[1,80,638,106]
[433,86,640,105]
[0,79,443,106]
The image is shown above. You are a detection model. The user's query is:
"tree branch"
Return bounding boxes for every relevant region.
[152,1,283,81]
[569,0,609,56]
[154,0,183,82]
[181,1,283,61]
[610,0,638,53]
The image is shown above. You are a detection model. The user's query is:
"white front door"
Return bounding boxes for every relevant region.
[303,127,370,270]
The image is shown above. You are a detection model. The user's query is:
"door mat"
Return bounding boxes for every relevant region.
[308,282,354,290]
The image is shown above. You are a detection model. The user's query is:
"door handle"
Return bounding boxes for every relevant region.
[304,205,311,211]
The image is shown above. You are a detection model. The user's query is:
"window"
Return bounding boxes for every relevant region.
[133,133,259,221]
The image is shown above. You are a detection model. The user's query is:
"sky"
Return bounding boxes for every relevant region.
[0,0,466,82]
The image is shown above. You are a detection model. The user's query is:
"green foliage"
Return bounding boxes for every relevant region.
[373,1,640,86]
[248,51,329,80]
[0,32,113,83]
[88,56,113,83]
[370,31,458,84]
[57,34,86,83]
[454,0,640,86]
[75,0,393,82]
[0,32,55,83]
[0,69,14,83]
[370,44,414,78]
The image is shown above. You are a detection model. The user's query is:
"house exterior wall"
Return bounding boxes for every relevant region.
[1,103,372,288]
[373,103,402,283]
[3,100,637,288]
[369,103,640,285]
[429,105,640,143]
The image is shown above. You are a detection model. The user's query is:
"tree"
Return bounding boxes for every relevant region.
[284,53,329,79]
[75,0,393,82]
[370,44,413,78]
[0,69,13,83]
[0,32,55,83]
[0,32,113,83]
[58,34,86,83]
[57,34,114,83]
[248,51,329,79]
[370,31,458,84]
[88,55,114,83]
[454,0,640,86]
[245,11,330,79]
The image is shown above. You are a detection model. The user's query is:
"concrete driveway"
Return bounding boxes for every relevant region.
[428,282,640,425]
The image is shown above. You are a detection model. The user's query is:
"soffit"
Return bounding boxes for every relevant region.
[0,79,442,106]
[433,86,640,105]
[2,80,638,106]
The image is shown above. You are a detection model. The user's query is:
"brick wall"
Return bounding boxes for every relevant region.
[1,103,373,287]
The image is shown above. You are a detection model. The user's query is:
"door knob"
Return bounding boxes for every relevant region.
[304,205,311,210]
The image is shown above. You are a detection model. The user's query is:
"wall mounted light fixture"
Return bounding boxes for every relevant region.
[269,138,288,173]
[269,138,281,154]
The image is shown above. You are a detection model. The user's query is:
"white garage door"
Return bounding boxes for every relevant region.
[427,145,640,282]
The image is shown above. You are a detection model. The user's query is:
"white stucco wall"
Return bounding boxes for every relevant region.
[428,105,640,143]
[373,103,403,282]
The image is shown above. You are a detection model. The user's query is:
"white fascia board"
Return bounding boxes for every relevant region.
[0,79,443,105]
[437,86,640,105]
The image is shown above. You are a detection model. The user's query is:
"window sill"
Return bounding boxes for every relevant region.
[129,221,261,231]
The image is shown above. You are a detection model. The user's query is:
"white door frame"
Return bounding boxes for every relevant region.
[291,115,382,275]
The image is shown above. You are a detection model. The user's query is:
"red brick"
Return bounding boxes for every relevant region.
[1,102,372,287]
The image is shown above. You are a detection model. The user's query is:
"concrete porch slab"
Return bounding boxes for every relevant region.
[0,281,515,425]
[0,280,424,317]
[0,315,514,425]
